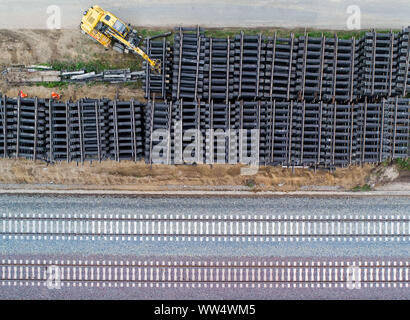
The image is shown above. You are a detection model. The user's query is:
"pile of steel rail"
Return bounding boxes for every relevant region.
[61,69,144,83]
[2,66,144,84]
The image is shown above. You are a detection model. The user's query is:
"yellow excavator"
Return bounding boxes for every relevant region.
[80,5,160,72]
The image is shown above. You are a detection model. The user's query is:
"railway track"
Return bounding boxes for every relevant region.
[1,197,409,299]
[2,213,410,241]
[0,258,408,289]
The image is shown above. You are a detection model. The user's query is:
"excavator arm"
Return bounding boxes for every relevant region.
[134,47,160,71]
[108,30,161,72]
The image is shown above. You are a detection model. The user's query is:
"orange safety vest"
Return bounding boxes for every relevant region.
[19,90,28,98]
[51,92,61,99]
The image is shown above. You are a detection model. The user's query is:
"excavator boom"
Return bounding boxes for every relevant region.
[106,29,160,71]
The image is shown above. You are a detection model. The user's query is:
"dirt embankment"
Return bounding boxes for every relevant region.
[366,161,410,191]
[0,159,374,192]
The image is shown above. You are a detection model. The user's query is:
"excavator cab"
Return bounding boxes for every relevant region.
[101,12,129,37]
[111,19,128,36]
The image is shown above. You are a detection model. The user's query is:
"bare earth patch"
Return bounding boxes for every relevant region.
[0,80,145,101]
[0,159,374,192]
[0,29,135,67]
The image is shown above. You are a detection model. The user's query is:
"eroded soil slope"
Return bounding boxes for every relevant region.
[0,159,374,192]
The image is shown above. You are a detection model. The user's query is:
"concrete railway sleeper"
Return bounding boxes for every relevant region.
[1,95,407,167]
[0,96,145,163]
[144,97,409,167]
[1,257,409,289]
[148,27,410,104]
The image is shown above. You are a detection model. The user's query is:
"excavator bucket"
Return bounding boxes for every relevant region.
[152,59,162,73]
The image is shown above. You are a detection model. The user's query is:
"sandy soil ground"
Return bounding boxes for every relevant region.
[0,29,137,67]
[0,159,376,192]
[0,80,145,101]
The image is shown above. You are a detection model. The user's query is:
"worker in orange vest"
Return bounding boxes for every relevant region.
[51,92,62,99]
[18,90,28,98]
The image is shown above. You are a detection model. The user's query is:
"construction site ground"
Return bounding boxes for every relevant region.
[0,29,145,100]
[0,29,408,193]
